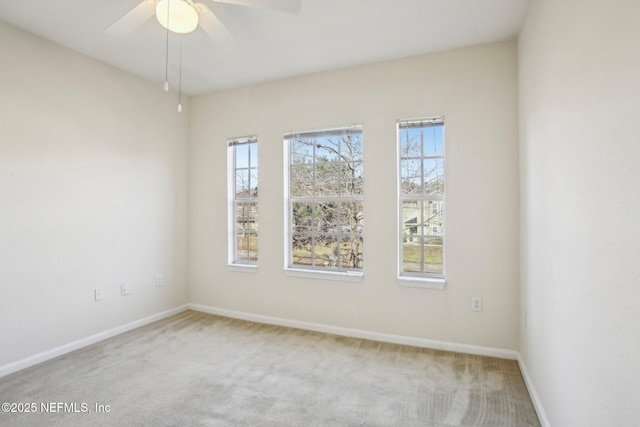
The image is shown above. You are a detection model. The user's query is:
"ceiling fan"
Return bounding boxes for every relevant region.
[106,0,302,51]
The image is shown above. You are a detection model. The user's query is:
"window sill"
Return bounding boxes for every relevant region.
[227,264,258,273]
[284,268,363,283]
[398,275,446,290]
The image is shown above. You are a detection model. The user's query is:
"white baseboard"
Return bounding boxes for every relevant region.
[0,305,188,378]
[187,303,519,360]
[517,354,551,427]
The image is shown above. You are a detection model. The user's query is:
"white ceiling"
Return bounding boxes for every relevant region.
[0,0,530,96]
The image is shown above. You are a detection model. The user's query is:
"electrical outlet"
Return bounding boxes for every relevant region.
[471,296,482,312]
[95,289,103,302]
[121,283,133,296]
[156,274,163,287]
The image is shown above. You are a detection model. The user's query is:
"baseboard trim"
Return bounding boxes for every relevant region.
[517,354,551,427]
[0,305,188,378]
[187,303,519,360]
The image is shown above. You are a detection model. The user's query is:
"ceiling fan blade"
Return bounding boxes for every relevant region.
[105,0,156,36]
[197,5,239,52]
[209,0,301,15]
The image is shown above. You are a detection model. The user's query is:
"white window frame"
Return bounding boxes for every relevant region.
[397,117,446,289]
[284,125,364,281]
[227,136,259,271]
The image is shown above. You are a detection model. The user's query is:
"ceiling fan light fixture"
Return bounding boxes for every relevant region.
[156,0,199,34]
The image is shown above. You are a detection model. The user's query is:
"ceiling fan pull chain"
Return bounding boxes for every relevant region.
[178,35,183,113]
[164,0,170,91]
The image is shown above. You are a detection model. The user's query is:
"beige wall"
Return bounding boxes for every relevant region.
[189,41,520,350]
[519,0,640,425]
[0,22,189,366]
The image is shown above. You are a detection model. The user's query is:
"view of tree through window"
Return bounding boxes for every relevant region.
[286,126,364,271]
[399,118,445,278]
[229,137,258,264]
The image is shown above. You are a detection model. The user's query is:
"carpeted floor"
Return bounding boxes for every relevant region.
[0,310,540,426]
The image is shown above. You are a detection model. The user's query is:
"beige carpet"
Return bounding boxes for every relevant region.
[0,310,540,426]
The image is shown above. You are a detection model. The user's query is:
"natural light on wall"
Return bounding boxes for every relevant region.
[156,0,199,34]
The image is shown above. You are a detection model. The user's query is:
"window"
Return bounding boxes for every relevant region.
[228,136,258,265]
[285,126,364,273]
[398,117,445,280]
